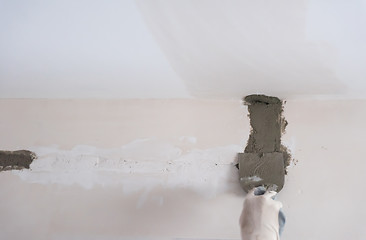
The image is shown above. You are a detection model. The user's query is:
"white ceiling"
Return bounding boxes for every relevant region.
[1,0,366,99]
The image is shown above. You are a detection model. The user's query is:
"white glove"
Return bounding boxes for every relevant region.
[239,188,283,240]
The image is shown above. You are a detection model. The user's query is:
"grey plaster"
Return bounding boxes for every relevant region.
[0,150,36,171]
[239,94,290,192]
[239,152,285,192]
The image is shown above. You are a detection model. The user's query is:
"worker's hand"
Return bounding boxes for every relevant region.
[239,188,283,240]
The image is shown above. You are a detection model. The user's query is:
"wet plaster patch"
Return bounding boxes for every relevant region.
[0,150,36,171]
[239,94,290,192]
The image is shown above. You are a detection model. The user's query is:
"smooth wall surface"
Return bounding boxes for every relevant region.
[1,99,366,239]
[2,0,366,99]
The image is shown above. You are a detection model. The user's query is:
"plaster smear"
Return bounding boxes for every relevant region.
[13,138,243,197]
[239,95,290,192]
[0,150,36,171]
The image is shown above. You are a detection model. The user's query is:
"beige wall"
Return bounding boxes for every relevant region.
[1,99,365,240]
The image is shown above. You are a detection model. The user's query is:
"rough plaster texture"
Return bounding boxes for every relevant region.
[0,150,36,171]
[239,95,289,192]
[244,95,284,153]
[0,99,366,240]
[238,152,285,193]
